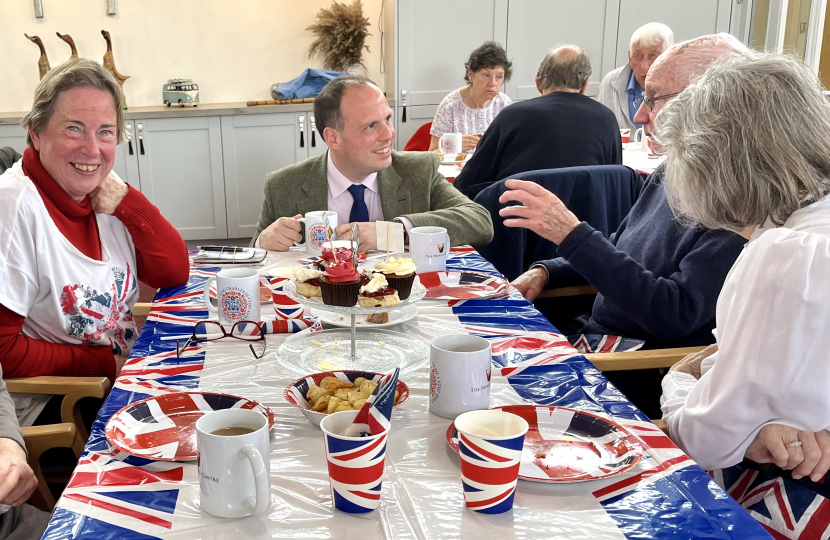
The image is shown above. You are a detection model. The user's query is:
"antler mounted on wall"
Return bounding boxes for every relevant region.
[24,33,50,80]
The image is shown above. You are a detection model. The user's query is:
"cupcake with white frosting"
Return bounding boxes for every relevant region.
[372,257,417,300]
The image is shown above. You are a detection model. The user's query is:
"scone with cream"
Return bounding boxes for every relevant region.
[293,267,324,298]
[358,273,401,308]
[373,256,417,300]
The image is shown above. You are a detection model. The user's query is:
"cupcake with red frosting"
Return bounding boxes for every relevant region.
[319,260,362,307]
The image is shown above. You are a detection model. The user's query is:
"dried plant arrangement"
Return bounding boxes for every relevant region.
[307,0,371,72]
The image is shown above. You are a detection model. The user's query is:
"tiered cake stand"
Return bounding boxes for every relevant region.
[277,281,429,376]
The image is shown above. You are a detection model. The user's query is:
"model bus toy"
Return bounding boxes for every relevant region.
[163,79,199,107]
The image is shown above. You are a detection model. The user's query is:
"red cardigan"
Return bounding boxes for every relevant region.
[0,148,190,383]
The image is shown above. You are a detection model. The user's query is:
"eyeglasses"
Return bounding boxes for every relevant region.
[642,91,681,112]
[176,320,266,359]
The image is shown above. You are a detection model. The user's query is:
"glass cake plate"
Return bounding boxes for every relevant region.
[276,328,430,376]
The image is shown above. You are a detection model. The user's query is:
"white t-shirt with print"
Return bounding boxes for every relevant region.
[0,161,139,425]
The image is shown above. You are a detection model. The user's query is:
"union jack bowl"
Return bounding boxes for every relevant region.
[284,370,410,427]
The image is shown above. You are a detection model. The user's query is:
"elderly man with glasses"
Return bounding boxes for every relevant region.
[506,34,750,417]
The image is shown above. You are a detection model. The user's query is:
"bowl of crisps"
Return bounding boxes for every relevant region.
[284,370,410,427]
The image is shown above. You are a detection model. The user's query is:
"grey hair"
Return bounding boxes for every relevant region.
[537,45,592,91]
[630,22,674,51]
[650,33,749,93]
[656,52,830,230]
[21,58,126,146]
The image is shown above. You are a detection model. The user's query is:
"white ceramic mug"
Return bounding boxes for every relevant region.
[439,133,463,155]
[410,226,449,273]
[631,127,649,152]
[203,268,261,326]
[429,334,492,419]
[295,211,339,256]
[196,409,270,518]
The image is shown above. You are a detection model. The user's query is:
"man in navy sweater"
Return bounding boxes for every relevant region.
[507,35,749,414]
[454,45,621,198]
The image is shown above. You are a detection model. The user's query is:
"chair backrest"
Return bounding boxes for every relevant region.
[474,165,647,281]
[0,147,22,174]
[404,122,433,151]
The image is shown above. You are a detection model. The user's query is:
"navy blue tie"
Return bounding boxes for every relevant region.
[347,184,370,223]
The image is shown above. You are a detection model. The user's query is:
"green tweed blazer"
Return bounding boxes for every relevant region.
[251,150,493,247]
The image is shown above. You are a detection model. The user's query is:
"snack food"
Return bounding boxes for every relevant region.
[373,256,417,299]
[305,376,399,414]
[319,260,361,306]
[455,153,467,161]
[358,273,400,308]
[293,267,323,297]
[365,312,389,324]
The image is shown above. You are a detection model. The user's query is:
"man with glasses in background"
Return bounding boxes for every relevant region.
[506,34,750,418]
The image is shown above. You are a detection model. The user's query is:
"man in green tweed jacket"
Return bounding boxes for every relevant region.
[251,76,493,251]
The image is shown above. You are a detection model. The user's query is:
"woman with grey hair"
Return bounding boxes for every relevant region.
[429,41,513,152]
[658,52,830,479]
[0,59,189,425]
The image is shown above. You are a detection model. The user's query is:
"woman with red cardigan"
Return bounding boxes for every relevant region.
[0,59,189,425]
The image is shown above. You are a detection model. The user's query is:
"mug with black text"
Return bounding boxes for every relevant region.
[410,226,449,273]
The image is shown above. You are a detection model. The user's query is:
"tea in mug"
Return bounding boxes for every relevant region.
[211,426,255,436]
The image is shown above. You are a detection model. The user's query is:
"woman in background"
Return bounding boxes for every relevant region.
[429,41,512,152]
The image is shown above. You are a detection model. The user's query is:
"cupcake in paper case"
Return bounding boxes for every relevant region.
[358,273,401,308]
[293,267,324,298]
[372,257,417,300]
[320,260,362,307]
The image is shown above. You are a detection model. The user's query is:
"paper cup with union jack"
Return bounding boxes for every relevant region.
[268,275,307,320]
[320,410,388,513]
[454,409,529,514]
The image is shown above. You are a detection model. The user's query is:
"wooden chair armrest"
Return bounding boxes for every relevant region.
[537,285,599,299]
[21,423,77,511]
[6,376,110,397]
[133,302,152,317]
[649,418,670,437]
[584,346,706,372]
[8,376,111,456]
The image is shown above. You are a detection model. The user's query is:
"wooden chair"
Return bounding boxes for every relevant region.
[7,377,111,456]
[20,423,77,511]
[133,302,152,317]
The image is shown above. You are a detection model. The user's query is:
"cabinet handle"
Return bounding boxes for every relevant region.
[310,114,317,148]
[299,115,305,148]
[401,90,407,122]
[137,123,145,155]
[126,124,134,155]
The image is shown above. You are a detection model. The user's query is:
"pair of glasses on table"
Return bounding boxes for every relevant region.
[176,320,267,359]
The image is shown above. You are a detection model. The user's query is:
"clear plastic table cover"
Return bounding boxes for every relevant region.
[41,248,771,540]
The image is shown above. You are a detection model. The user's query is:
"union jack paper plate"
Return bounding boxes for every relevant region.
[418,271,508,300]
[447,405,643,483]
[105,392,275,461]
[284,370,410,427]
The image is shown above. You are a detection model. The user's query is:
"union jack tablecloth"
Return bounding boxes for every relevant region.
[41,247,770,540]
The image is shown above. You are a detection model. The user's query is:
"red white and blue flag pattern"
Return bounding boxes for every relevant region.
[458,423,525,513]
[348,368,399,437]
[41,248,771,540]
[323,426,388,513]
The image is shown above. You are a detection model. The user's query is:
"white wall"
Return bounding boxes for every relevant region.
[0,0,394,112]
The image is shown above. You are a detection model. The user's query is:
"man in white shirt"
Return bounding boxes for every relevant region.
[596,22,674,131]
[250,76,493,252]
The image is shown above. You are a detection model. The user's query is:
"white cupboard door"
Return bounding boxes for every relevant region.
[0,124,27,155]
[222,113,307,239]
[505,0,620,99]
[135,117,227,240]
[615,0,732,68]
[307,113,329,159]
[113,121,141,191]
[397,0,509,108]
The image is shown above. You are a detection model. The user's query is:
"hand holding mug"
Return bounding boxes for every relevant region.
[259,215,302,251]
[462,134,481,152]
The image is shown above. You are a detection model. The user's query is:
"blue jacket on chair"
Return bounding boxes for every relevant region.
[474,165,646,281]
